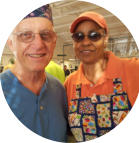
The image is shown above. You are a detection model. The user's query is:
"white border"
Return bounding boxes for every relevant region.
[0,0,139,143]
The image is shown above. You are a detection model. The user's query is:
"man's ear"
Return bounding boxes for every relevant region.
[7,38,14,52]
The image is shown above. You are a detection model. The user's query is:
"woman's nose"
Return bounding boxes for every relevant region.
[82,36,92,46]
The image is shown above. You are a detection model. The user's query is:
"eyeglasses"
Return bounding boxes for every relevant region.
[72,31,105,42]
[13,30,56,43]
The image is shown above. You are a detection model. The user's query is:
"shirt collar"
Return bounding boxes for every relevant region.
[105,51,123,79]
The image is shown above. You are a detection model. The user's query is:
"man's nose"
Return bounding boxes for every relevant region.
[32,34,45,47]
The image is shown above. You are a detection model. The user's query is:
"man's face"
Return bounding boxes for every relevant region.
[8,17,56,72]
[73,20,108,65]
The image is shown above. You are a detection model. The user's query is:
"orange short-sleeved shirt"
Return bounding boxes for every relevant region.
[64,51,139,107]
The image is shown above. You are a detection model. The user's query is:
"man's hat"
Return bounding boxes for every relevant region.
[70,11,108,33]
[23,4,53,24]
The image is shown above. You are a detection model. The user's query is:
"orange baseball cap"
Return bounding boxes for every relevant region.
[70,11,108,33]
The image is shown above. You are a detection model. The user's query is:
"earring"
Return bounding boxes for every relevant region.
[104,40,107,48]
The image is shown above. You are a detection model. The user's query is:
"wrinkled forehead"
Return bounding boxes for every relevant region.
[14,17,54,32]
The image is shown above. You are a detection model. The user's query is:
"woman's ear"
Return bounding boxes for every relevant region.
[104,34,109,48]
[105,34,109,42]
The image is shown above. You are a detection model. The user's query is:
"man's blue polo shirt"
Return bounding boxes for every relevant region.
[0,70,68,142]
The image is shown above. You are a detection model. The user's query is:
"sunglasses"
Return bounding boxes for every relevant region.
[72,31,105,42]
[13,30,56,43]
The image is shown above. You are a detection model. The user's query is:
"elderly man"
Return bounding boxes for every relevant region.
[0,5,67,142]
[64,11,139,142]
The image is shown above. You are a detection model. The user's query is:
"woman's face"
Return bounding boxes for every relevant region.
[73,20,108,64]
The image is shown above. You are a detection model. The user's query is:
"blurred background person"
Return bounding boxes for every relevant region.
[3,58,15,71]
[45,60,65,84]
[64,65,70,78]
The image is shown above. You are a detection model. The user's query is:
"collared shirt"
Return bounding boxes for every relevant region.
[0,70,68,142]
[64,51,139,107]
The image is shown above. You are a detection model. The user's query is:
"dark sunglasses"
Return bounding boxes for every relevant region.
[72,31,105,42]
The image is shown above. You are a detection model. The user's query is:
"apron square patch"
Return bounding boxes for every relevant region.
[79,99,95,114]
[85,135,97,141]
[71,128,83,142]
[69,100,78,113]
[68,113,81,127]
[82,115,96,134]
[112,111,129,126]
[96,103,112,128]
[112,95,129,110]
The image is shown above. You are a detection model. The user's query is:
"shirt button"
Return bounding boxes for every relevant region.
[40,106,44,110]
[90,84,93,87]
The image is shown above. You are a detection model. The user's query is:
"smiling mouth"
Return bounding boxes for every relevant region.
[80,50,96,53]
[28,54,46,58]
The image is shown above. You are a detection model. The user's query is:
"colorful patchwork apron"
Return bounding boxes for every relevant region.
[68,78,132,142]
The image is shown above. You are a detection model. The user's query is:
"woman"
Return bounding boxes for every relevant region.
[64,11,139,142]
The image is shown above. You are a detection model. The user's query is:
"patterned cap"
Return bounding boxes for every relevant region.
[23,4,53,24]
